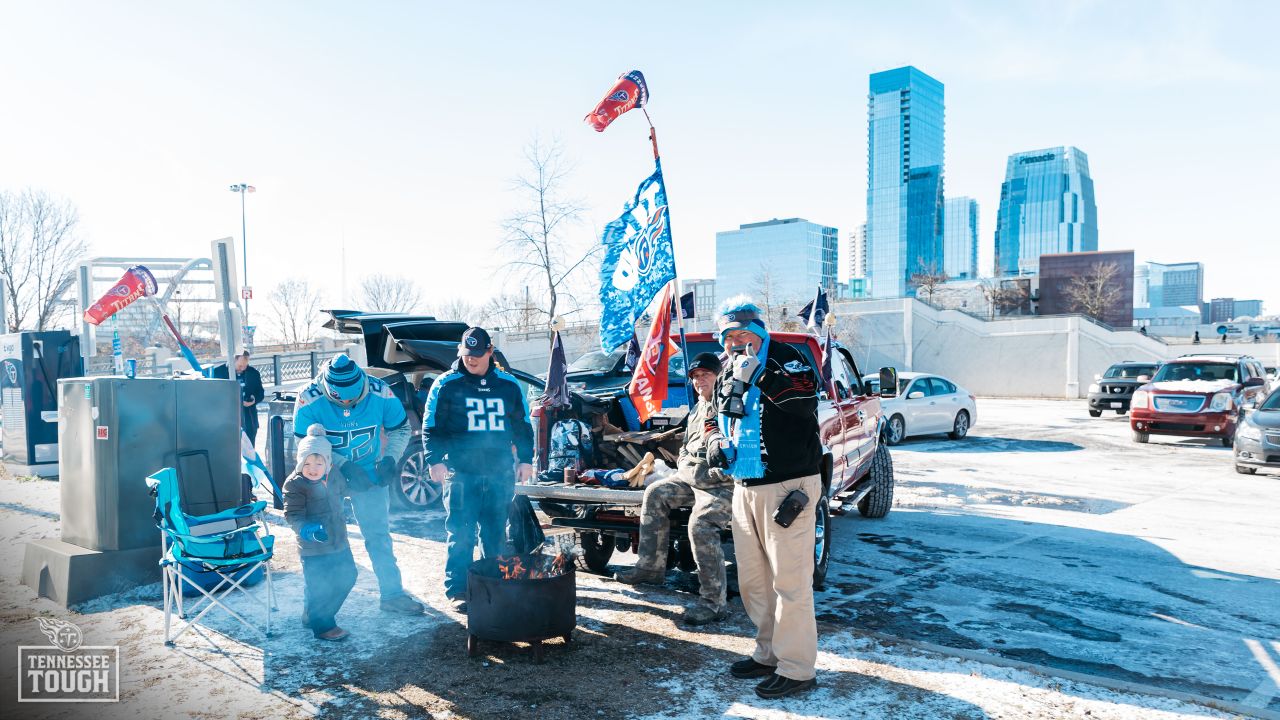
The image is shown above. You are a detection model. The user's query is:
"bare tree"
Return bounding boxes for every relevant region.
[979,278,1030,320]
[910,257,948,305]
[1064,262,1122,323]
[435,297,480,324]
[0,189,89,331]
[356,273,422,313]
[750,266,777,324]
[499,136,597,325]
[268,278,324,346]
[478,292,542,330]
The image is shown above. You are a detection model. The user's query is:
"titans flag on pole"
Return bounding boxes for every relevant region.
[598,161,678,352]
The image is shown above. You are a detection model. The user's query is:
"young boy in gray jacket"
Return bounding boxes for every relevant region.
[284,423,357,641]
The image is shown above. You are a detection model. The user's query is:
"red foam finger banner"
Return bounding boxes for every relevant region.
[83,265,158,326]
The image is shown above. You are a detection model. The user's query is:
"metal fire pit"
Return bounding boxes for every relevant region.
[466,557,576,663]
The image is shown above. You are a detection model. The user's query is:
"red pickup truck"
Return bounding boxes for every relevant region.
[518,331,898,589]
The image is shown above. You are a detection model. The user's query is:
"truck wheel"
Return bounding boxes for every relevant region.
[392,449,442,511]
[813,499,830,590]
[1132,430,1149,444]
[857,445,895,519]
[885,415,906,446]
[1088,409,1102,418]
[575,531,615,575]
[1235,464,1257,475]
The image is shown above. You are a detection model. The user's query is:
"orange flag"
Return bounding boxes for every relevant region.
[629,283,679,423]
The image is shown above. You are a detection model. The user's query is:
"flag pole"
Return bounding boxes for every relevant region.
[642,107,692,407]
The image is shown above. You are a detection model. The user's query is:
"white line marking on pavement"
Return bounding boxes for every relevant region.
[1241,638,1280,709]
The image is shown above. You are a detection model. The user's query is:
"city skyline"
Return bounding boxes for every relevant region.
[0,2,1276,319]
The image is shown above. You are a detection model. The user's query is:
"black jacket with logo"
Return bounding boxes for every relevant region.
[421,359,534,475]
[715,340,821,485]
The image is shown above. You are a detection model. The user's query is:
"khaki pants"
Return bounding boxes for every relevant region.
[731,473,820,681]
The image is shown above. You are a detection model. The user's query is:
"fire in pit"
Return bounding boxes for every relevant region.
[497,552,569,580]
[468,551,575,663]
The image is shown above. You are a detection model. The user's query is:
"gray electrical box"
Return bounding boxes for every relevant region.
[57,376,242,551]
[22,376,243,606]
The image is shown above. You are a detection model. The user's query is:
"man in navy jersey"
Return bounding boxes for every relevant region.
[422,327,534,612]
[294,354,423,615]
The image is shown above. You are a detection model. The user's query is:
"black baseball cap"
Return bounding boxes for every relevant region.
[688,352,723,376]
[458,327,493,357]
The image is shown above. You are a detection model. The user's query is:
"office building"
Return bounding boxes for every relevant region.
[994,147,1097,276]
[865,66,945,298]
[943,197,979,279]
[715,218,839,310]
[848,224,868,280]
[1145,261,1204,308]
[1207,298,1264,323]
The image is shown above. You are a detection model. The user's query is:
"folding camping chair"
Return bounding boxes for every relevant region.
[147,464,276,646]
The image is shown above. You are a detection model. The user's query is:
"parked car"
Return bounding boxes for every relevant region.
[1233,387,1280,475]
[1086,361,1161,417]
[546,347,688,398]
[266,310,545,513]
[518,331,900,590]
[1129,354,1271,446]
[863,372,977,445]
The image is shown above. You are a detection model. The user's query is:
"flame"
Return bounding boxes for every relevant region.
[494,552,571,581]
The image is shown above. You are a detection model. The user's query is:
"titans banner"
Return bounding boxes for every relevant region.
[584,70,649,133]
[598,161,678,352]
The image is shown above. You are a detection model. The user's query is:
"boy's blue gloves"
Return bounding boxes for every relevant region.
[300,522,329,543]
[375,457,398,487]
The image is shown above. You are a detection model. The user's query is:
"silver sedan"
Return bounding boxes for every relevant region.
[863,372,978,445]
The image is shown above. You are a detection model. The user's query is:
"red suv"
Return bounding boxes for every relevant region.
[1129,354,1271,446]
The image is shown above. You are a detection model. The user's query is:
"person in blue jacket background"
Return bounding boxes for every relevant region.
[422,327,534,612]
[293,354,423,615]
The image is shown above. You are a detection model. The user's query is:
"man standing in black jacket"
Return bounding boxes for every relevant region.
[213,349,266,445]
[421,327,534,612]
[711,296,821,699]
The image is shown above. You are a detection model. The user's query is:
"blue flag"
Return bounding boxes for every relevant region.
[798,286,829,329]
[598,160,678,352]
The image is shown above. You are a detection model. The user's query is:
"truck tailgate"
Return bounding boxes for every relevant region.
[515,482,644,506]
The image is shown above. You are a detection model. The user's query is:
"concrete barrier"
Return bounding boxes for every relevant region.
[833,299,1280,399]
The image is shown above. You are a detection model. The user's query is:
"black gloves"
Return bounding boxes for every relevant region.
[375,457,398,487]
[707,437,733,469]
[342,462,374,490]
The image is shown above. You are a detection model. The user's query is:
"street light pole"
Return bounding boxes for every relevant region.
[228,183,255,324]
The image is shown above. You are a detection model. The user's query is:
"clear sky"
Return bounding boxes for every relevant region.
[2,0,1276,319]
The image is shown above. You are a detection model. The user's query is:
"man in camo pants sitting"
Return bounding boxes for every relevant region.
[614,352,734,626]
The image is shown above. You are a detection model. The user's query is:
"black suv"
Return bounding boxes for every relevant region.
[1087,360,1161,417]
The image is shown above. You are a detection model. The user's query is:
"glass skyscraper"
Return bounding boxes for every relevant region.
[943,197,978,279]
[994,146,1097,276]
[866,66,945,298]
[715,218,839,310]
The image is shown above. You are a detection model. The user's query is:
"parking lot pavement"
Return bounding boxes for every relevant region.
[819,397,1280,714]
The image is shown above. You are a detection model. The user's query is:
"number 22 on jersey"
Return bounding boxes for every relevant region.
[465,398,505,432]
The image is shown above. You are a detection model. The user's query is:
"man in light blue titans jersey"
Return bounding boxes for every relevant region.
[294,354,423,615]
